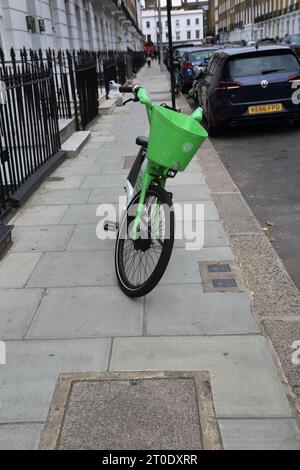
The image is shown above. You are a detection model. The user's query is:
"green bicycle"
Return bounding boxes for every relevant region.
[110,85,208,297]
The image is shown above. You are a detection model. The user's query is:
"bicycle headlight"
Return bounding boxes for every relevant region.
[167,163,181,178]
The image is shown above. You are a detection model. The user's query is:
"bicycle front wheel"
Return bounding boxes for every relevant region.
[115,185,174,297]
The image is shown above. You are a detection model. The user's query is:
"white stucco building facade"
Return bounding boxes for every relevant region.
[0,0,144,55]
[142,8,204,45]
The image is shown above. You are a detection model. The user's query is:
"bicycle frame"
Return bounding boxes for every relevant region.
[125,88,203,240]
[126,88,164,240]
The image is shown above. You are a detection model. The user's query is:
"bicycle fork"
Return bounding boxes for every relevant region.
[130,166,167,241]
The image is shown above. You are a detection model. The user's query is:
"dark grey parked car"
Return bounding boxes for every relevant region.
[197,45,300,136]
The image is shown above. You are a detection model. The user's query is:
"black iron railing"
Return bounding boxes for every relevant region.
[70,50,99,130]
[0,47,60,215]
[0,47,145,219]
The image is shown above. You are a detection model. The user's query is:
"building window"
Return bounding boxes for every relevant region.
[146,21,150,28]
[187,31,191,39]
[64,0,73,49]
[75,5,83,45]
[176,31,180,40]
[176,19,180,27]
[187,19,191,26]
[147,34,151,42]
[166,32,169,40]
[165,21,168,27]
[195,30,200,39]
[195,18,199,25]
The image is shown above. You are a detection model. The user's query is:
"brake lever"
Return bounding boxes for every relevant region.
[122,98,134,106]
[123,97,139,106]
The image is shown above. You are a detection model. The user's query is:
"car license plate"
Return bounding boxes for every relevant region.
[248,103,283,114]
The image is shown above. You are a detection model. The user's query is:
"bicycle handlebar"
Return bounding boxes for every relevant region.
[119,86,134,93]
[120,85,202,122]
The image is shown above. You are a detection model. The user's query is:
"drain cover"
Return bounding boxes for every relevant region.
[212,278,237,289]
[198,260,246,293]
[39,372,222,451]
[208,264,231,273]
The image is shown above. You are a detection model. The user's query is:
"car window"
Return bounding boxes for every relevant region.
[290,35,300,44]
[225,52,299,77]
[207,56,219,75]
[188,50,216,63]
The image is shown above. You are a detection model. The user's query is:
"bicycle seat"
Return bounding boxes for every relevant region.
[136,136,148,148]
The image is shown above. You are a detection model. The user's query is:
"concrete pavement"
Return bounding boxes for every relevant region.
[0,61,300,450]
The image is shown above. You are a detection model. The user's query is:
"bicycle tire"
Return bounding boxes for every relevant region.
[115,185,174,297]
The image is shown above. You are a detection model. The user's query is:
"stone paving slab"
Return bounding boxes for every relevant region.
[27,287,143,339]
[28,189,91,206]
[65,223,235,259]
[172,185,212,201]
[81,174,126,189]
[99,143,137,155]
[66,224,115,252]
[219,419,300,450]
[88,135,116,143]
[53,164,103,177]
[28,251,117,288]
[61,204,101,225]
[174,200,220,221]
[96,162,128,176]
[173,246,235,260]
[0,424,43,450]
[145,286,259,336]
[44,176,84,190]
[168,172,205,187]
[110,336,291,418]
[0,339,111,422]
[11,225,74,253]
[13,205,68,226]
[0,253,41,288]
[88,187,125,204]
[174,220,229,249]
[161,249,203,285]
[0,288,44,340]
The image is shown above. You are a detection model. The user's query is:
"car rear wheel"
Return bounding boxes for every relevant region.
[206,107,222,137]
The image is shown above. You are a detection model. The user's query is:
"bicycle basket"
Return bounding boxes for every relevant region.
[147,105,208,171]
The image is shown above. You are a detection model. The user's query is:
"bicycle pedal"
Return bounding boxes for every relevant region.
[104,221,119,232]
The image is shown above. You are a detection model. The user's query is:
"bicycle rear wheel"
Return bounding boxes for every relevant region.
[115,185,174,297]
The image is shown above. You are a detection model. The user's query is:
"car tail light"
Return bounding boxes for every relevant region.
[215,81,241,91]
[288,73,300,82]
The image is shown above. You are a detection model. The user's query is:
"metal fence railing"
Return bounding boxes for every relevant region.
[0,47,60,217]
[0,47,145,219]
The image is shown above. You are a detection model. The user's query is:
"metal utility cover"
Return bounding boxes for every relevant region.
[212,278,238,289]
[39,371,222,451]
[208,264,231,273]
[199,260,246,293]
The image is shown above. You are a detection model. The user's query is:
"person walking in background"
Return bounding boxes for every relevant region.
[147,53,152,68]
